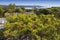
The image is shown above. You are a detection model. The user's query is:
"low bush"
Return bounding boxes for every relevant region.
[3,13,60,40]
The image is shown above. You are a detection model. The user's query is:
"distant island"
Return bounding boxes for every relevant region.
[0,5,47,9]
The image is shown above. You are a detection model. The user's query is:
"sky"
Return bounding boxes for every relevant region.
[0,0,60,7]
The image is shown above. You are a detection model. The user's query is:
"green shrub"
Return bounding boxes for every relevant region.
[3,13,60,40]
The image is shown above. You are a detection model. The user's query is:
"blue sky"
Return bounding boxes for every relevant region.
[0,0,60,7]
